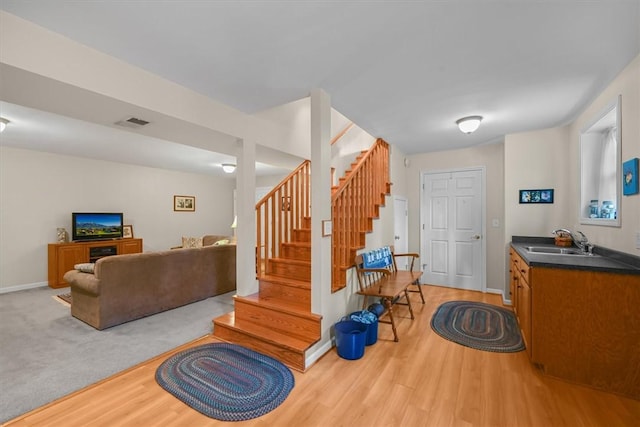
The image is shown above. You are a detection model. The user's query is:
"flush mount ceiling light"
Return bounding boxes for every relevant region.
[456,116,483,134]
[221,163,236,173]
[0,118,9,133]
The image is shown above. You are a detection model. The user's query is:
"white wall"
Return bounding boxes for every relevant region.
[0,147,235,291]
[568,55,640,254]
[406,142,506,295]
[503,54,639,257]
[504,126,571,239]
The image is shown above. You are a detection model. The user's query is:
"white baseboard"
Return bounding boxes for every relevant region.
[0,281,48,294]
[486,287,513,306]
[305,339,333,369]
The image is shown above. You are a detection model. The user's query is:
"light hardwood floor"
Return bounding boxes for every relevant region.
[5,285,639,426]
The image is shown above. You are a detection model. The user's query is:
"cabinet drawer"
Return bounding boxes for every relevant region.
[512,251,530,283]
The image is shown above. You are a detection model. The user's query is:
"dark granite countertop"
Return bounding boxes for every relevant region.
[511,236,640,275]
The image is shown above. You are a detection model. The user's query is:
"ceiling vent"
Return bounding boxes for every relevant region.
[114,117,150,129]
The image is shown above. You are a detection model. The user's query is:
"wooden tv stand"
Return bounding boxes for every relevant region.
[47,238,143,288]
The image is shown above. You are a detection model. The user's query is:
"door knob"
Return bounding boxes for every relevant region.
[470,234,481,240]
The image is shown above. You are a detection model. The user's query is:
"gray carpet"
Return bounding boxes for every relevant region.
[0,286,235,423]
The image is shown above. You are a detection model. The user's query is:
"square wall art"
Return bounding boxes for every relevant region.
[623,158,639,196]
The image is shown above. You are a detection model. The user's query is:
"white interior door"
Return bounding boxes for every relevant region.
[393,196,409,270]
[421,168,485,291]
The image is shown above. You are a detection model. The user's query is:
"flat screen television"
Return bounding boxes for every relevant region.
[72,212,123,241]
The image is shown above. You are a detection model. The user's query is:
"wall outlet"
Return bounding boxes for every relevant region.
[636,231,640,249]
[492,218,500,228]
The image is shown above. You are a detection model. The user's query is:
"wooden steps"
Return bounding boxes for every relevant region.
[267,258,310,281]
[213,275,320,372]
[213,210,320,371]
[213,310,317,372]
[214,138,390,365]
[292,228,310,242]
[280,241,311,260]
[259,274,311,310]
[234,294,320,339]
[331,139,391,291]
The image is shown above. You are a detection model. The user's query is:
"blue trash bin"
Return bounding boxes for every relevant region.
[350,310,379,346]
[335,320,367,360]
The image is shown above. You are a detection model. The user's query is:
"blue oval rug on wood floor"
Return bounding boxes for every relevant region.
[155,343,294,421]
[430,301,525,353]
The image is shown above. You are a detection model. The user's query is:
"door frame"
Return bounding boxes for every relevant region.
[393,195,409,269]
[419,166,487,292]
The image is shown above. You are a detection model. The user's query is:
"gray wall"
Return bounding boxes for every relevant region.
[0,146,235,291]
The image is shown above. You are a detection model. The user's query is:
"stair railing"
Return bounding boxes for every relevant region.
[331,138,390,292]
[330,122,354,145]
[256,160,311,278]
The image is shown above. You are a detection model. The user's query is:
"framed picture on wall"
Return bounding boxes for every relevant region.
[519,189,554,204]
[174,195,196,212]
[623,158,639,196]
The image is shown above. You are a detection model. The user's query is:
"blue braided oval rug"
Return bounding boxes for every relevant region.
[155,343,294,421]
[430,301,525,353]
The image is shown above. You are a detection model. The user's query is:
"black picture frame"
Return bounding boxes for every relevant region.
[519,189,554,204]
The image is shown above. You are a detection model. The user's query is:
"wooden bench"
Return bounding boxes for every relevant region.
[354,246,424,342]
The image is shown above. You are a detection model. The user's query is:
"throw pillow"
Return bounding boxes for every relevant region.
[213,239,230,246]
[74,263,95,274]
[182,236,203,248]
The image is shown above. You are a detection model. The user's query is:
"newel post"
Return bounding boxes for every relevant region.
[235,138,258,296]
[310,89,332,313]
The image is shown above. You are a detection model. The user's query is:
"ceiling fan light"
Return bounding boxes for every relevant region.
[221,163,236,173]
[456,116,483,134]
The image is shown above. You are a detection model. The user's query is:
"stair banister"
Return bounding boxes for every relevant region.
[330,138,390,292]
[256,160,311,278]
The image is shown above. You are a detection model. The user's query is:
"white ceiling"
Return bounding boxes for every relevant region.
[0,1,639,174]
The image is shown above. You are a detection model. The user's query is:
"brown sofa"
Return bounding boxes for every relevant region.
[63,239,236,330]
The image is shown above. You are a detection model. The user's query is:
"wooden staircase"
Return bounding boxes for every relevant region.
[331,138,390,291]
[213,162,321,372]
[213,139,390,370]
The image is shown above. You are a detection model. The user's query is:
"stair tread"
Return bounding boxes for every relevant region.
[236,293,321,320]
[260,274,311,289]
[270,257,311,266]
[281,241,311,248]
[214,312,316,352]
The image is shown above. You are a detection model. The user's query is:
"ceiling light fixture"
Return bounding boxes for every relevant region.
[221,163,236,173]
[456,116,483,134]
[0,118,9,133]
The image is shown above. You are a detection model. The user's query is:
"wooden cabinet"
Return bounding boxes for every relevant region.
[120,238,143,255]
[48,238,143,288]
[509,249,532,359]
[509,244,640,399]
[531,267,640,399]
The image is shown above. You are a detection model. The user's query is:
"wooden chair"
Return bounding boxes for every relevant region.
[354,246,423,342]
[391,251,425,304]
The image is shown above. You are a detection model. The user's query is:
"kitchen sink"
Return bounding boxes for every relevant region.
[524,246,597,256]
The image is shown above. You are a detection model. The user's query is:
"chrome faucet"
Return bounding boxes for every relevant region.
[574,231,593,253]
[552,229,593,253]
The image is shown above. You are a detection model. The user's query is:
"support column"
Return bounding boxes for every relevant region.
[310,89,332,314]
[236,138,258,296]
